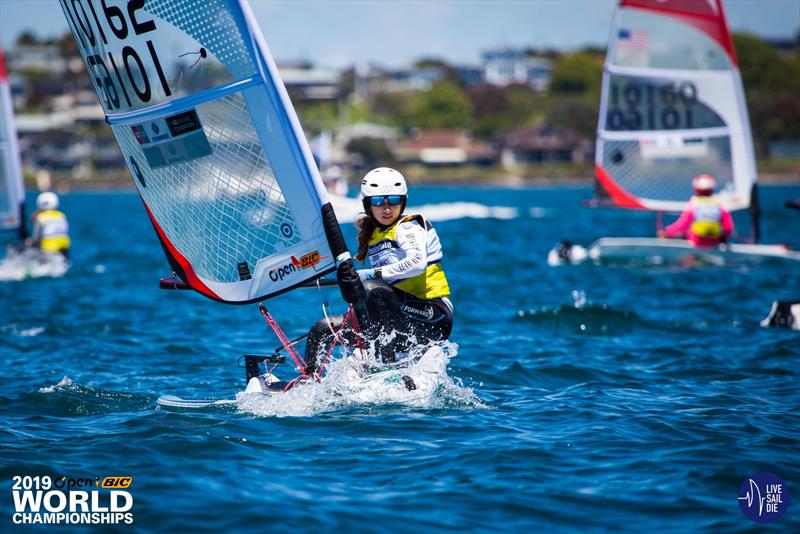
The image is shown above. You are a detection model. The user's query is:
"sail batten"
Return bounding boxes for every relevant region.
[595,0,756,213]
[61,0,336,303]
[105,75,262,125]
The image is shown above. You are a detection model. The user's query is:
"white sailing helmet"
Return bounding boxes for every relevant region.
[36,191,59,210]
[692,174,716,193]
[360,167,408,198]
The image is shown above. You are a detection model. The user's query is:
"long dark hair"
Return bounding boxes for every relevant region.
[356,195,408,262]
[355,216,377,262]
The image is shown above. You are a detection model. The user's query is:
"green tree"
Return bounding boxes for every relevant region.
[370,91,416,126]
[405,81,473,129]
[733,32,800,155]
[295,101,338,131]
[546,95,598,139]
[16,31,39,46]
[467,84,541,138]
[549,52,603,100]
[414,57,461,85]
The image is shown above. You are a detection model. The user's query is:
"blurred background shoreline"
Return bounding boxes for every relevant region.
[3,7,799,193]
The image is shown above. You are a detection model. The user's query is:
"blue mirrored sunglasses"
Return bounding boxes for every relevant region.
[368,195,404,207]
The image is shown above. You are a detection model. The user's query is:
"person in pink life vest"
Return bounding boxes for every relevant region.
[658,174,734,247]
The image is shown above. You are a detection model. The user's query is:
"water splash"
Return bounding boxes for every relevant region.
[235,341,483,417]
[38,375,74,393]
[0,246,69,281]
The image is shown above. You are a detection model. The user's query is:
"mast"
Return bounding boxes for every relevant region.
[236,1,369,326]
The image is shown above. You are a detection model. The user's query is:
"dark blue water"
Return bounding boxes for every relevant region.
[2,185,799,532]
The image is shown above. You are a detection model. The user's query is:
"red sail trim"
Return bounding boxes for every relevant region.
[595,164,647,209]
[0,48,8,83]
[140,200,220,300]
[621,0,737,66]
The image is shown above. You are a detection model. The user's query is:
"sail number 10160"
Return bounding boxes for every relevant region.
[60,0,172,110]
[606,80,697,131]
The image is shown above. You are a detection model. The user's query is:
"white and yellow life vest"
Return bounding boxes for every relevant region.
[689,196,722,238]
[34,209,71,253]
[367,214,450,300]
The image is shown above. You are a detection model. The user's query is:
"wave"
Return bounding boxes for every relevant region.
[329,194,518,223]
[514,302,640,336]
[28,376,150,416]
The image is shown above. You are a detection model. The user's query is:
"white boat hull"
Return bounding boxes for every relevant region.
[549,237,800,265]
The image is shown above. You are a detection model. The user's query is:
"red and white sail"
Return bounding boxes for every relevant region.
[60,0,338,303]
[0,48,25,233]
[595,0,756,212]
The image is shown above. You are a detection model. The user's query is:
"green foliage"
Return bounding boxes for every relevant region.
[370,91,416,126]
[549,52,603,99]
[295,101,338,131]
[16,31,39,46]
[346,138,394,168]
[341,102,370,124]
[545,95,598,140]
[468,84,542,138]
[733,33,797,93]
[404,81,473,129]
[733,32,800,155]
[413,58,461,85]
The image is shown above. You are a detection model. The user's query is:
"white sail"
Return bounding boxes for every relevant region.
[0,48,25,233]
[60,0,337,303]
[595,0,756,212]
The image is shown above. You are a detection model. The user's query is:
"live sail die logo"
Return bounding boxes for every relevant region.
[737,472,790,523]
[11,475,134,525]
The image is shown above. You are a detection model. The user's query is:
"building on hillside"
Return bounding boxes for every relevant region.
[500,125,592,167]
[5,45,68,75]
[455,65,484,86]
[278,62,340,101]
[393,129,495,166]
[481,47,551,91]
[380,66,444,92]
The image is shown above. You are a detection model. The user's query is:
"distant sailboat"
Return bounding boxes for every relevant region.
[550,0,800,264]
[0,49,70,281]
[0,48,25,241]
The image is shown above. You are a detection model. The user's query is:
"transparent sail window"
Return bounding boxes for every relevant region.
[113,91,301,284]
[0,151,17,227]
[601,135,734,202]
[611,9,731,71]
[61,0,256,114]
[0,87,8,142]
[604,74,725,131]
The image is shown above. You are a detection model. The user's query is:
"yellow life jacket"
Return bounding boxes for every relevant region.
[689,196,722,238]
[368,214,450,300]
[34,209,71,253]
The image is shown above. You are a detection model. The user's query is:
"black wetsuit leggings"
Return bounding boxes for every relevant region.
[304,280,453,373]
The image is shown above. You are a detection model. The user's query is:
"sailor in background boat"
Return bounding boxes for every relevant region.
[26,192,70,259]
[304,167,453,373]
[658,175,734,247]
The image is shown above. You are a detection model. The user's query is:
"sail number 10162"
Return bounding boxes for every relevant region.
[60,0,172,111]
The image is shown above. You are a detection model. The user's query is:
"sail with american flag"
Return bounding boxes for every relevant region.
[594,0,757,214]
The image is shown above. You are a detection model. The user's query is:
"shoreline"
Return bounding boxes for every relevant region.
[28,171,800,192]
